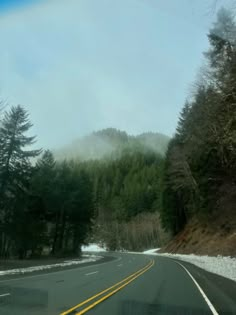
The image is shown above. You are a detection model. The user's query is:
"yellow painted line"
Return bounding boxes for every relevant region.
[60,259,154,315]
[61,260,153,315]
[76,259,154,315]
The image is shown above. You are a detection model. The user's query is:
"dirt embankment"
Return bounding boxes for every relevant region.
[160,183,236,256]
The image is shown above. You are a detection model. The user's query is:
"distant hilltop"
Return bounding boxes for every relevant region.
[54,128,170,161]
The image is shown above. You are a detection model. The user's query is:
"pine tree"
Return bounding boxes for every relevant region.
[0,105,41,257]
[160,7,236,235]
[206,8,236,172]
[0,105,41,198]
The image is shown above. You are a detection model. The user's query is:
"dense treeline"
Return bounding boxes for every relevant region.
[0,106,94,258]
[161,8,236,235]
[84,150,167,250]
[0,106,166,257]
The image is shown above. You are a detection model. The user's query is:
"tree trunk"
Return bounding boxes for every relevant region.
[72,228,82,257]
[1,232,6,258]
[57,209,66,254]
[51,212,60,255]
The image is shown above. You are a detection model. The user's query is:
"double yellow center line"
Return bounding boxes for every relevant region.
[61,259,155,315]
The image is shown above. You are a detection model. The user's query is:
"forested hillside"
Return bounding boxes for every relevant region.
[0,107,168,258]
[84,150,169,250]
[160,8,236,255]
[54,128,169,161]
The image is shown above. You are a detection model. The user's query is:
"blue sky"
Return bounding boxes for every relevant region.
[0,0,35,10]
[0,0,232,148]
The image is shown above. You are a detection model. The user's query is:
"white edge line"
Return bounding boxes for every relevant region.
[0,293,10,297]
[175,261,219,315]
[85,271,98,276]
[0,256,121,283]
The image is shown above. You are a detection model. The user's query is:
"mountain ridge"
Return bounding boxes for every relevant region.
[54,128,170,161]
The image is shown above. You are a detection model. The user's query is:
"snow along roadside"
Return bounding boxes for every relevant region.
[152,252,236,282]
[81,243,107,252]
[0,255,103,276]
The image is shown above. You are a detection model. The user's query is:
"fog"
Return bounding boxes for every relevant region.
[54,129,170,161]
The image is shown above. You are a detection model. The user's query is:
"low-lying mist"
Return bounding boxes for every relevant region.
[53,128,170,161]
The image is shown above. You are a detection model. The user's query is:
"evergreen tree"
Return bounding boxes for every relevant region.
[160,7,236,235]
[0,105,41,257]
[0,105,41,197]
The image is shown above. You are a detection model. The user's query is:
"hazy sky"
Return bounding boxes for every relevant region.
[0,0,231,149]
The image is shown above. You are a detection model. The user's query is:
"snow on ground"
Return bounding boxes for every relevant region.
[82,243,107,252]
[143,248,236,282]
[0,255,102,277]
[143,248,160,254]
[159,253,236,282]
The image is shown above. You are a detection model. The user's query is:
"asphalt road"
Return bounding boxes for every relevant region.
[0,252,235,315]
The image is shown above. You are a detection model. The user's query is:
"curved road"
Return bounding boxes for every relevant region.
[0,252,235,314]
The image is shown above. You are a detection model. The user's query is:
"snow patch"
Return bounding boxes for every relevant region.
[0,255,102,277]
[82,243,107,252]
[143,248,160,254]
[158,253,236,282]
[142,248,236,282]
